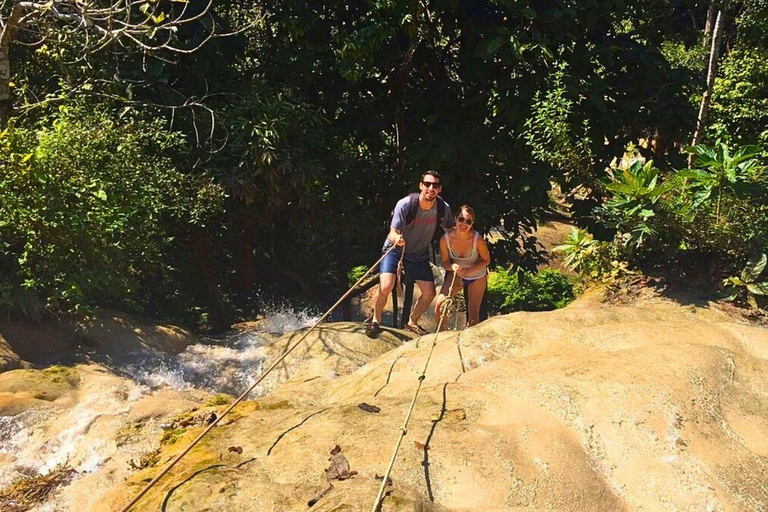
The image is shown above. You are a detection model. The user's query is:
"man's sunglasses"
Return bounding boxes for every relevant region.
[457,216,473,225]
[422,181,441,189]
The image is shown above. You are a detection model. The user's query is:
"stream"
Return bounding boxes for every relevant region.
[0,305,320,501]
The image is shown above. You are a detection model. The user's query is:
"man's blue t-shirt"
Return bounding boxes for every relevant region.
[382,196,453,261]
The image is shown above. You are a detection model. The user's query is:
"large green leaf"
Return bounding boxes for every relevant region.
[747,282,768,296]
[741,253,767,283]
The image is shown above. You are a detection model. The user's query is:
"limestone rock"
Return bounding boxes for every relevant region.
[74,310,199,355]
[94,296,768,512]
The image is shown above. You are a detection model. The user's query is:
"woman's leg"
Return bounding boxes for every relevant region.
[465,275,487,327]
[434,272,462,329]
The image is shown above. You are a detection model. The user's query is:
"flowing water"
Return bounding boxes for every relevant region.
[0,305,320,498]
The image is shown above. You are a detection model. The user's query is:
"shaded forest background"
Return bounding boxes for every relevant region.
[1,0,767,331]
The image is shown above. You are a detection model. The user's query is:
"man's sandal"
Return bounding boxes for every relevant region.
[404,323,428,336]
[365,321,380,338]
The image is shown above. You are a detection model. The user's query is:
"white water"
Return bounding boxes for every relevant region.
[95,304,320,395]
[0,306,320,495]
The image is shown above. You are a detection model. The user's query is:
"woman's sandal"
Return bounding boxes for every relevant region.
[404,323,429,336]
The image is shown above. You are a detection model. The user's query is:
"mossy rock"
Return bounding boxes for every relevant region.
[0,366,79,401]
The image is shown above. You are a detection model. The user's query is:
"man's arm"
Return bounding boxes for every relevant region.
[388,227,404,246]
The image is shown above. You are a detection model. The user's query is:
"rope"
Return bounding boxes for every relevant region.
[370,270,459,512]
[395,239,406,294]
[119,243,400,512]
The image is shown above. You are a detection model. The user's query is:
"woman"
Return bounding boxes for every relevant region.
[434,205,491,328]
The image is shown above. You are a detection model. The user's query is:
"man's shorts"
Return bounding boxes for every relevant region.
[380,249,434,283]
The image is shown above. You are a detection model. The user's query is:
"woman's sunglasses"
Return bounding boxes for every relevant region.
[457,216,473,225]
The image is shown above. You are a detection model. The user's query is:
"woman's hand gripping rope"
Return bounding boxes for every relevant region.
[370,270,458,512]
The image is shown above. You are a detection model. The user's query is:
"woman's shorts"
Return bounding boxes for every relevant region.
[461,272,487,284]
[380,250,434,283]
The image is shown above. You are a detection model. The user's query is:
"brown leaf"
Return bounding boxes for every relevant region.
[414,441,428,451]
[227,446,243,454]
[330,445,341,456]
[357,402,381,413]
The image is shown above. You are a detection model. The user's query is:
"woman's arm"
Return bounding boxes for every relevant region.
[438,235,459,296]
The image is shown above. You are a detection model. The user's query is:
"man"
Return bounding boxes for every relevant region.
[366,171,453,337]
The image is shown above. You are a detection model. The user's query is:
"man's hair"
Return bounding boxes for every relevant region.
[421,170,442,183]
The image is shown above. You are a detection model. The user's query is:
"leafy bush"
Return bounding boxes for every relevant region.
[580,141,767,283]
[487,268,574,314]
[659,139,768,274]
[554,228,613,279]
[721,253,768,310]
[593,153,675,251]
[0,106,224,316]
[346,265,369,286]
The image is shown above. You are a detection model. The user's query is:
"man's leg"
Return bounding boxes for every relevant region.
[372,272,396,325]
[410,279,436,326]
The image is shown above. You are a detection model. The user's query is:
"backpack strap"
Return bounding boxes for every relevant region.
[404,193,420,225]
[404,193,446,226]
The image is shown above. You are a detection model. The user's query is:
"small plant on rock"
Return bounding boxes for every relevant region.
[722,253,768,310]
[554,228,612,280]
[595,156,675,250]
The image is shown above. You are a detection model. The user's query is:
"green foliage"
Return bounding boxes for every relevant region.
[487,268,574,314]
[0,106,224,316]
[679,141,764,221]
[525,63,593,177]
[710,47,768,146]
[346,265,369,286]
[5,0,760,325]
[658,139,768,271]
[595,154,676,249]
[554,228,613,279]
[721,253,768,309]
[206,394,234,407]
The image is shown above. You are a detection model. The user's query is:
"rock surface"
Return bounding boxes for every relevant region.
[0,311,199,369]
[0,335,21,373]
[93,292,768,512]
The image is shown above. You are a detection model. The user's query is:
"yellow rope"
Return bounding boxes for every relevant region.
[370,270,458,512]
[119,244,400,512]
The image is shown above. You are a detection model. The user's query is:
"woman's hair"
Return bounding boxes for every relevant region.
[455,204,476,222]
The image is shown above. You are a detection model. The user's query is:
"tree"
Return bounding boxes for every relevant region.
[689,4,727,164]
[0,0,254,127]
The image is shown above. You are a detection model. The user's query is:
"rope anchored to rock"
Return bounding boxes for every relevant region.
[371,269,459,512]
[119,244,400,512]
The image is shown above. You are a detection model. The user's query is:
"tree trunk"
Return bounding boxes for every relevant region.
[703,2,716,45]
[0,6,22,128]
[190,226,232,333]
[689,8,725,167]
